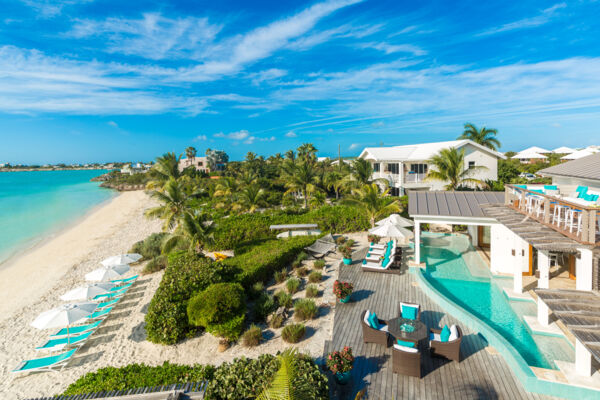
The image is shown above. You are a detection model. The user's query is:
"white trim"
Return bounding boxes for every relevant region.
[412,215,499,226]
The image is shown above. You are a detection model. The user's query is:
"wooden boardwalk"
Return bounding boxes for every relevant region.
[323,252,557,400]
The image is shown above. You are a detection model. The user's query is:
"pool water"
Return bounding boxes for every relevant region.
[421,233,573,370]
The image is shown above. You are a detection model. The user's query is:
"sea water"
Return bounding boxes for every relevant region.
[0,170,115,265]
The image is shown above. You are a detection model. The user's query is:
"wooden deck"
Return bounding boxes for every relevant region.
[323,252,557,400]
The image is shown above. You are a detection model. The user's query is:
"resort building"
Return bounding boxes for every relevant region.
[562,147,599,161]
[178,156,210,173]
[358,139,505,195]
[408,153,600,393]
[512,148,549,164]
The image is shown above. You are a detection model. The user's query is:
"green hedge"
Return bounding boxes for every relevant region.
[145,252,230,345]
[208,205,368,250]
[62,362,215,395]
[222,236,316,289]
[129,232,168,260]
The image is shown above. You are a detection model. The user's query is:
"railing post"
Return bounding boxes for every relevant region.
[581,210,589,242]
[543,198,550,224]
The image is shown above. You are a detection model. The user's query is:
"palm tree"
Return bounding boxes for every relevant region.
[297,143,317,163]
[458,123,501,151]
[256,349,313,400]
[185,146,197,166]
[161,211,214,254]
[350,158,374,186]
[145,177,193,230]
[148,152,181,189]
[237,184,266,212]
[324,170,345,200]
[344,183,401,227]
[426,147,487,190]
[284,150,296,163]
[214,177,238,197]
[309,190,327,209]
[283,162,317,208]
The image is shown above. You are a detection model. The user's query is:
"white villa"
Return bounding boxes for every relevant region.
[358,139,505,195]
[178,156,210,173]
[409,152,600,387]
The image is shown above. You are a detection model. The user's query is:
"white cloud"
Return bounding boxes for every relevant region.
[20,0,94,18]
[371,121,384,127]
[477,3,567,37]
[285,130,297,137]
[194,134,208,141]
[248,68,287,85]
[229,130,250,140]
[358,42,426,56]
[244,135,276,144]
[107,120,118,127]
[349,143,360,150]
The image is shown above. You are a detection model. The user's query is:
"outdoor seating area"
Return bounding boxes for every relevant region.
[12,255,141,375]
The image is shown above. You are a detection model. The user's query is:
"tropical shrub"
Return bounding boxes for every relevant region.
[339,245,353,259]
[292,260,303,269]
[333,280,354,300]
[296,266,308,277]
[62,362,215,395]
[143,255,167,274]
[129,232,168,260]
[204,353,328,400]
[269,313,284,328]
[308,271,322,283]
[326,346,354,374]
[336,236,347,245]
[305,284,319,298]
[313,260,325,270]
[286,277,300,294]
[294,299,318,321]
[187,282,246,341]
[145,252,227,344]
[275,290,293,308]
[250,282,265,299]
[274,269,287,284]
[282,324,306,343]
[241,324,262,347]
[252,292,276,321]
[295,251,308,263]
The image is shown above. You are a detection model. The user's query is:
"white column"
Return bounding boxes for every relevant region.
[538,250,550,289]
[414,222,421,264]
[537,298,550,326]
[514,257,523,294]
[576,248,593,291]
[575,339,593,377]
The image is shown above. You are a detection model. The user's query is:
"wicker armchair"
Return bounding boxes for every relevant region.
[392,345,422,378]
[361,310,390,347]
[398,302,421,321]
[429,326,462,362]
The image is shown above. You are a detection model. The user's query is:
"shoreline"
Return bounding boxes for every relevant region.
[0,189,119,271]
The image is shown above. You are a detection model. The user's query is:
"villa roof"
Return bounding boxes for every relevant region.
[513,149,547,159]
[552,146,575,154]
[561,148,600,161]
[358,139,506,162]
[535,289,600,363]
[539,152,600,181]
[520,146,551,154]
[480,204,587,252]
[408,191,504,218]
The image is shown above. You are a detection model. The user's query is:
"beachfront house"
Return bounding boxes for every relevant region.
[358,139,505,195]
[409,154,600,382]
[178,156,210,173]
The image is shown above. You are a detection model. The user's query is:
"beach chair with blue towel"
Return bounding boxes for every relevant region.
[110,282,133,292]
[36,330,94,352]
[12,348,77,374]
[111,274,138,285]
[50,319,102,338]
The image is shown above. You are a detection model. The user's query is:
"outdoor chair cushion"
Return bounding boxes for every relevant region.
[368,312,380,330]
[363,310,371,325]
[378,324,389,333]
[397,339,415,348]
[544,185,558,191]
[429,332,441,342]
[449,325,459,341]
[440,325,451,342]
[393,343,419,353]
[402,305,418,320]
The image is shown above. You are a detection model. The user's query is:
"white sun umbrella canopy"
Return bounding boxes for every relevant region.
[376,214,414,228]
[31,302,98,343]
[369,223,414,240]
[60,283,116,301]
[101,253,142,267]
[85,264,130,282]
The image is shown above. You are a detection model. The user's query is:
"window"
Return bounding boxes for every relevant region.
[387,163,399,174]
[390,187,400,196]
[409,164,428,174]
[373,163,380,172]
[198,161,203,166]
[468,161,475,169]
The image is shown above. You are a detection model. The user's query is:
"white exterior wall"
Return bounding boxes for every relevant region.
[550,176,600,194]
[490,224,529,275]
[463,144,499,181]
[467,225,478,247]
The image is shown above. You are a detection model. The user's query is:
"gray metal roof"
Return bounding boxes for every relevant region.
[535,289,600,363]
[538,152,600,181]
[408,191,504,218]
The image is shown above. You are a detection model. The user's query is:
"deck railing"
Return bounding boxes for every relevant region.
[404,172,427,183]
[504,184,599,245]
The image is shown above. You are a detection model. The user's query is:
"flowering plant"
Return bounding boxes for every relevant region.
[339,245,352,259]
[333,280,354,299]
[367,234,380,244]
[326,346,354,374]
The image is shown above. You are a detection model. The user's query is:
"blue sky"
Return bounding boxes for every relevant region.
[1,0,600,163]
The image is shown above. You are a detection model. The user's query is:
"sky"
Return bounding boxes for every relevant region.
[1,0,600,163]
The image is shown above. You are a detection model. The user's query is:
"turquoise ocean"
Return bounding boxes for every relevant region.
[0,170,116,265]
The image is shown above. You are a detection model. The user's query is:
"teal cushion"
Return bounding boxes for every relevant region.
[402,305,418,320]
[586,194,599,201]
[368,312,380,330]
[576,186,588,194]
[529,189,544,194]
[397,340,415,348]
[440,325,451,342]
[544,185,558,190]
[382,257,389,266]
[362,259,367,265]
[514,184,527,189]
[592,194,599,201]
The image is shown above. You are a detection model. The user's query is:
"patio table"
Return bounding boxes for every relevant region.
[387,317,428,343]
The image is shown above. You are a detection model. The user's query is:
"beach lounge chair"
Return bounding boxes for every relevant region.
[110,282,132,292]
[111,274,139,285]
[429,325,462,362]
[305,234,336,258]
[361,310,390,346]
[12,348,77,374]
[96,298,120,309]
[36,330,94,352]
[50,320,102,338]
[94,287,127,300]
[89,306,112,320]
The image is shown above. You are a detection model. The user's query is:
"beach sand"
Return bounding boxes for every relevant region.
[0,191,340,399]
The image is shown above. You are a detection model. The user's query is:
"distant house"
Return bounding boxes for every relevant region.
[512,149,548,164]
[561,147,599,161]
[552,146,575,154]
[358,139,505,195]
[179,156,210,173]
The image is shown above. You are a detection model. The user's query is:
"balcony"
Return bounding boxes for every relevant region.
[404,172,427,183]
[504,184,600,245]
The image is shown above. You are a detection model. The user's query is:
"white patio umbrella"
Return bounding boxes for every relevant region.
[375,214,414,228]
[369,222,414,240]
[85,264,130,282]
[101,253,142,267]
[31,302,98,342]
[60,283,116,301]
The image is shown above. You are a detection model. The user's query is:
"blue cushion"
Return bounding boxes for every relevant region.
[529,189,544,194]
[544,185,558,190]
[576,186,588,194]
[592,194,599,201]
[402,305,418,320]
[362,259,367,265]
[585,193,599,201]
[368,312,380,330]
[440,325,451,342]
[514,184,527,189]
[382,257,389,266]
[397,340,415,348]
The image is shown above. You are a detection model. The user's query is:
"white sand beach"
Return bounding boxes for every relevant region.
[0,191,340,399]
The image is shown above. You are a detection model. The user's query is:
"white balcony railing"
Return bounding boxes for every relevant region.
[404,172,427,183]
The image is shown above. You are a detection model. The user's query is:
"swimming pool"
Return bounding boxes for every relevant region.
[420,232,573,370]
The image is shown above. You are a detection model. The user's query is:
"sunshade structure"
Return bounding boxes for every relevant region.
[85,264,130,282]
[376,214,414,228]
[369,223,414,240]
[101,253,142,267]
[304,233,336,258]
[31,302,98,342]
[60,283,116,301]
